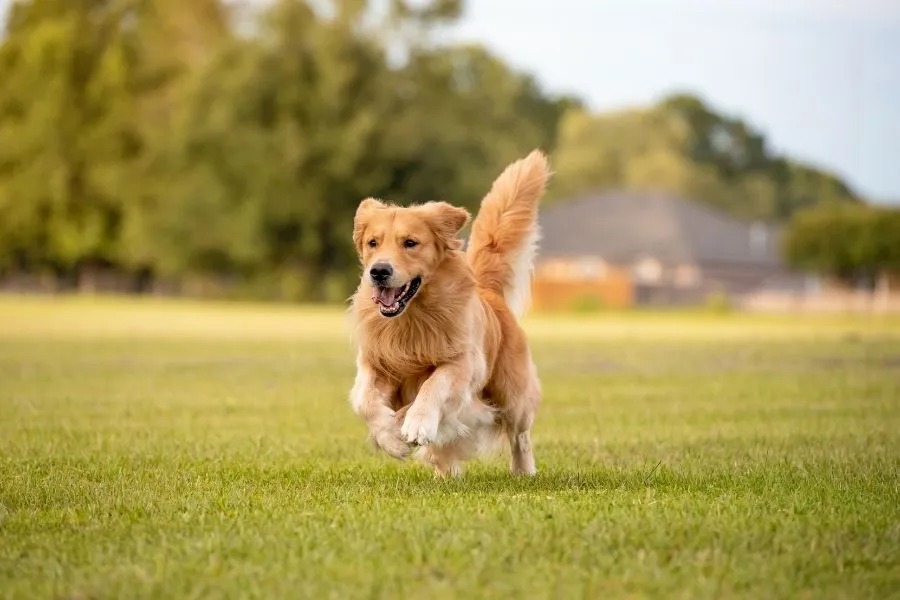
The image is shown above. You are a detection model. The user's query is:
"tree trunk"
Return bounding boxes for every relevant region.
[77,262,100,293]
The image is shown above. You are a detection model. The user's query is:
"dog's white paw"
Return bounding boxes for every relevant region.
[369,409,411,459]
[400,405,441,446]
[373,427,411,459]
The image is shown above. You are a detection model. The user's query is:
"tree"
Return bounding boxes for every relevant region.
[378,44,563,209]
[140,1,569,300]
[782,203,900,292]
[549,93,863,222]
[0,0,145,288]
[138,0,405,299]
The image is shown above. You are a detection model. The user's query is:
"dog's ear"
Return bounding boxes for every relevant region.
[353,197,387,252]
[420,201,471,250]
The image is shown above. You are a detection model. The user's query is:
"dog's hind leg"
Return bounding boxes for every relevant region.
[417,446,464,478]
[497,361,541,476]
[508,423,536,475]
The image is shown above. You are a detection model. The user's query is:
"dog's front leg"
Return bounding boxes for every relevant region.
[349,354,409,459]
[400,360,472,447]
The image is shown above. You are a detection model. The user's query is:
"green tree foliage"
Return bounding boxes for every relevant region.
[550,93,862,221]
[145,0,396,299]
[0,0,231,288]
[782,203,900,286]
[378,44,565,210]
[130,0,569,300]
[0,0,145,287]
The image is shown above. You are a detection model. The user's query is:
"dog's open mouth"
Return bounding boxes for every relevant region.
[371,276,422,317]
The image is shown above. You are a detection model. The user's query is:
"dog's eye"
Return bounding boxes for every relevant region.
[367,239,377,248]
[403,239,418,248]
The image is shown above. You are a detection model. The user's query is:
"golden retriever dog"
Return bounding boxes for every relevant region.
[347,150,550,477]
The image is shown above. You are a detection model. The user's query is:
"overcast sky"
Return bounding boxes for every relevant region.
[2,0,897,202]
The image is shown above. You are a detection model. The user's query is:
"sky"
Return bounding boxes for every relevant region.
[1,0,898,202]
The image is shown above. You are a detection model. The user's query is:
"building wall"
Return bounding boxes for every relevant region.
[531,255,822,311]
[531,257,634,311]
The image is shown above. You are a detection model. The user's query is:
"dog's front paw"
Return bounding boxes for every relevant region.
[373,428,411,459]
[400,405,440,446]
[369,409,411,459]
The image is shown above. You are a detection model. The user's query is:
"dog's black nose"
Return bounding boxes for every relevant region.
[369,262,393,283]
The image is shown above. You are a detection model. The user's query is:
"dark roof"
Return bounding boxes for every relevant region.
[537,191,784,267]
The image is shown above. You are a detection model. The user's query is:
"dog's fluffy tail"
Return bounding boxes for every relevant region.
[466,149,551,318]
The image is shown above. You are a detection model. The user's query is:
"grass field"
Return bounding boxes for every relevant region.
[1,295,899,599]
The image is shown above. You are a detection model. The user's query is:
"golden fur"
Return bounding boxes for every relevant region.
[347,150,551,476]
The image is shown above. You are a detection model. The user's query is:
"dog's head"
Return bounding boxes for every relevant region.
[352,198,470,318]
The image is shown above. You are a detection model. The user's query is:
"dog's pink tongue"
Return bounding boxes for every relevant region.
[372,287,401,307]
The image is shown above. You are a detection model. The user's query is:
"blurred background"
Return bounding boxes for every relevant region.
[0,0,897,313]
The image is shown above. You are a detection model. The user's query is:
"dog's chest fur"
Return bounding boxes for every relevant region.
[361,310,467,379]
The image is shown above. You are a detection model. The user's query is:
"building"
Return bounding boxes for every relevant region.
[530,191,810,311]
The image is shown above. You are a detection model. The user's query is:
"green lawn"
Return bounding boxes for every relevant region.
[1,296,899,599]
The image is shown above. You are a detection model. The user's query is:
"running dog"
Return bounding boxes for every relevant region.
[347,150,550,476]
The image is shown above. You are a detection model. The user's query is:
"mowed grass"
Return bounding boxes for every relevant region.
[1,296,899,599]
